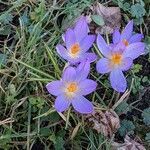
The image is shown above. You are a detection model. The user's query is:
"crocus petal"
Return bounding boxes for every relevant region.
[80,35,96,53]
[56,44,69,60]
[123,42,145,59]
[65,28,76,49]
[96,58,111,74]
[72,96,93,114]
[113,28,121,44]
[120,57,133,71]
[74,16,89,42]
[81,52,97,62]
[62,34,65,42]
[109,69,127,92]
[97,34,111,57]
[46,81,63,96]
[129,33,144,43]
[76,60,90,81]
[121,20,133,40]
[79,79,97,95]
[62,66,76,81]
[55,95,71,112]
[112,42,126,53]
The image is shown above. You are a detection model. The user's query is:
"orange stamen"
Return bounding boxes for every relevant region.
[67,83,78,93]
[111,53,122,65]
[122,39,129,46]
[70,43,80,55]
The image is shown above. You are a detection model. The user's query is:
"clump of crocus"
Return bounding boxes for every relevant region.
[96,33,145,92]
[46,61,97,114]
[113,20,144,47]
[56,16,97,64]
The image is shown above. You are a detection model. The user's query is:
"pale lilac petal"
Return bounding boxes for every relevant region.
[121,20,133,40]
[62,34,65,42]
[129,33,144,43]
[56,44,69,60]
[80,35,96,53]
[112,42,126,53]
[46,81,63,96]
[109,69,127,92]
[74,16,89,42]
[113,28,121,44]
[65,28,76,49]
[72,96,93,114]
[81,52,97,62]
[55,95,71,112]
[120,57,133,71]
[76,60,90,81]
[62,67,76,81]
[79,79,97,95]
[97,34,111,57]
[123,42,145,59]
[96,58,111,74]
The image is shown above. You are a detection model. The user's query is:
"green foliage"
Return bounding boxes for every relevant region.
[0,54,7,68]
[130,3,146,18]
[91,15,105,26]
[145,132,150,143]
[115,101,130,115]
[29,96,45,109]
[131,75,149,94]
[113,0,146,25]
[142,108,150,126]
[132,64,142,74]
[118,119,135,137]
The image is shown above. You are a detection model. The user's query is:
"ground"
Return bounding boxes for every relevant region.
[0,0,150,150]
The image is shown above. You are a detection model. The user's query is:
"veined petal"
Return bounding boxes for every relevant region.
[79,79,97,95]
[109,68,127,92]
[113,28,121,44]
[80,35,96,53]
[120,57,133,71]
[65,28,76,50]
[62,66,76,81]
[112,42,126,53]
[123,42,145,59]
[56,44,69,60]
[76,60,90,81]
[97,34,111,57]
[72,96,93,114]
[129,33,144,43]
[96,58,111,74]
[55,95,71,112]
[74,16,89,42]
[81,52,97,63]
[46,81,63,96]
[121,20,133,40]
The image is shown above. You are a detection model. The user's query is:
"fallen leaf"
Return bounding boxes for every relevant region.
[112,135,146,150]
[86,109,120,137]
[90,2,121,34]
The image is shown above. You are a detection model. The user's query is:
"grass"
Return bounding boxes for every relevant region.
[0,0,150,149]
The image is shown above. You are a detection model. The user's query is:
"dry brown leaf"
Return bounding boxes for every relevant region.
[112,135,146,150]
[86,109,120,137]
[90,2,121,34]
[0,118,14,126]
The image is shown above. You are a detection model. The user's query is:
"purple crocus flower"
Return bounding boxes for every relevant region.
[113,20,144,47]
[46,61,97,114]
[96,34,145,92]
[56,16,97,64]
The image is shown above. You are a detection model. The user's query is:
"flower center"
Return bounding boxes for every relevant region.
[111,53,122,65]
[67,82,78,93]
[70,43,80,55]
[122,39,129,46]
